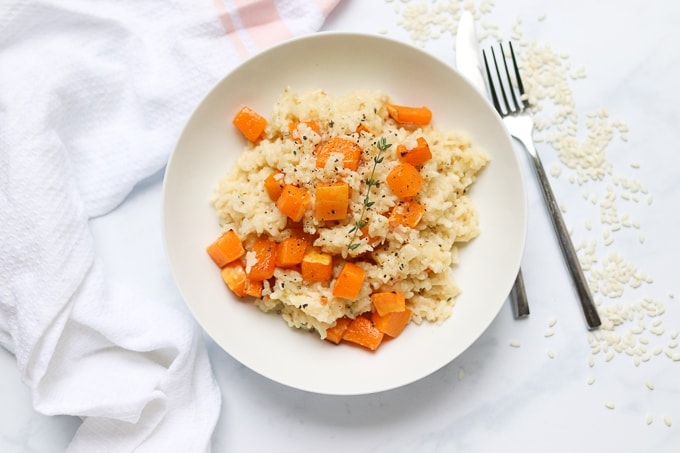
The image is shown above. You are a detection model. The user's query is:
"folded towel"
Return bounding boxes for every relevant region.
[0,0,339,451]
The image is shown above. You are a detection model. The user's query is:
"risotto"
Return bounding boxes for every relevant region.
[207,87,488,350]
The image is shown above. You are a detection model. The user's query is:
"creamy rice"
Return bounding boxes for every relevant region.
[210,88,488,339]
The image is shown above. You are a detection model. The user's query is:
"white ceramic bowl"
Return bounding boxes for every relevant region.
[162,32,527,395]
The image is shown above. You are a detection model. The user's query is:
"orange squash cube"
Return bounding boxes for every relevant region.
[370,292,406,316]
[371,308,411,337]
[396,137,432,167]
[220,262,262,298]
[386,162,423,198]
[264,171,285,201]
[388,200,425,228]
[206,230,245,268]
[314,182,350,221]
[220,262,248,297]
[325,317,352,344]
[301,248,333,282]
[275,237,308,267]
[332,262,366,300]
[386,104,432,126]
[276,184,311,222]
[247,238,277,281]
[342,316,384,351]
[243,279,263,298]
[315,137,362,171]
[232,106,267,142]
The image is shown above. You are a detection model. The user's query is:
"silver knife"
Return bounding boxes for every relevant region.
[456,12,487,96]
[456,11,530,318]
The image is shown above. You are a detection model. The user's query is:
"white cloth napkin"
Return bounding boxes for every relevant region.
[0,0,339,451]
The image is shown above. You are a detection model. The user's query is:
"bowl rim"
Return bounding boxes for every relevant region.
[162,31,528,395]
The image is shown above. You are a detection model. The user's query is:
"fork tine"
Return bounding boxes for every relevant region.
[484,42,528,116]
[499,44,521,112]
[482,49,502,114]
[490,46,512,115]
[507,42,529,108]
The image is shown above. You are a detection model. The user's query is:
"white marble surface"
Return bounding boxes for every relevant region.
[3,0,680,451]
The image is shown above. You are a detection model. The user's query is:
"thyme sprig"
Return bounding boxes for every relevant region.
[348,137,392,251]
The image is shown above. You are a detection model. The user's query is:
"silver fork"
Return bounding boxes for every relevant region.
[483,42,601,330]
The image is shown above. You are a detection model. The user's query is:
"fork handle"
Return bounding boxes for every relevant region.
[522,139,602,329]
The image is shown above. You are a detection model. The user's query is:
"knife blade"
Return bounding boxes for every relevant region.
[456,11,530,318]
[456,11,487,95]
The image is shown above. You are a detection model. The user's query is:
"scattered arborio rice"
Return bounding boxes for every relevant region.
[210,88,488,340]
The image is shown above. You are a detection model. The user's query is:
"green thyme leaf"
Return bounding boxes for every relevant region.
[347,136,391,251]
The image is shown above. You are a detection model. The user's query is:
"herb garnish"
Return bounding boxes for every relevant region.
[347,137,392,251]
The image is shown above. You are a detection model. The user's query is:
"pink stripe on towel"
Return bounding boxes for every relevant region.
[212,0,250,59]
[232,0,291,49]
[314,0,339,16]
